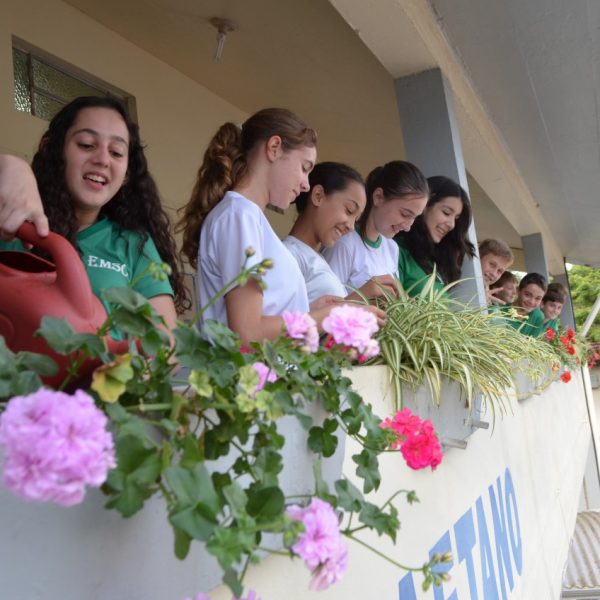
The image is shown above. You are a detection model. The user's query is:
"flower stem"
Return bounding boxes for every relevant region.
[347,535,424,572]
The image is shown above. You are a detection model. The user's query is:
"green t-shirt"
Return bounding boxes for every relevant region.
[397,243,445,297]
[0,217,173,317]
[544,317,560,334]
[498,305,545,337]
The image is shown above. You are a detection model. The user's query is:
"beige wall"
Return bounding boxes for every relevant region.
[0,0,247,229]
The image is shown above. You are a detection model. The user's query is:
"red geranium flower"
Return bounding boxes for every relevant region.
[545,328,556,341]
[560,335,569,346]
[567,346,576,355]
[568,328,575,339]
[560,372,572,383]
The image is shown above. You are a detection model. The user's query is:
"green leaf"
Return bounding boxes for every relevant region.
[307,418,339,457]
[105,478,152,517]
[352,449,381,494]
[246,486,285,520]
[141,328,167,355]
[15,352,58,376]
[201,320,240,352]
[359,502,400,539]
[36,317,90,354]
[223,482,248,518]
[173,526,192,560]
[170,505,216,541]
[103,287,152,313]
[334,479,364,512]
[189,370,213,398]
[164,465,221,514]
[222,568,243,598]
[206,526,255,570]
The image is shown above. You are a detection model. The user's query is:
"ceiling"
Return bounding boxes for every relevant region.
[63,0,600,268]
[428,0,600,267]
[63,0,423,176]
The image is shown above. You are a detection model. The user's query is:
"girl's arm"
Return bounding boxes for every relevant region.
[225,279,339,344]
[149,294,178,336]
[225,280,285,343]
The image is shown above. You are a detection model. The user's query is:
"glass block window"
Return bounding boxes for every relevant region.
[12,41,132,122]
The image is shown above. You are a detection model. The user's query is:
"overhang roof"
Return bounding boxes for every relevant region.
[64,0,600,269]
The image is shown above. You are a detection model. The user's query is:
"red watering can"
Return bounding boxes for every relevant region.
[0,222,129,388]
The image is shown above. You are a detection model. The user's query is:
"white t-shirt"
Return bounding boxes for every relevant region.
[283,235,347,303]
[322,230,399,292]
[198,191,309,327]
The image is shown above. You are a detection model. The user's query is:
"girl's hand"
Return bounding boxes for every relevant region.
[310,294,344,310]
[358,275,398,299]
[0,155,48,240]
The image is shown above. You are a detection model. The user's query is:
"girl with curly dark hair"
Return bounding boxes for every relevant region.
[394,175,476,295]
[0,96,189,332]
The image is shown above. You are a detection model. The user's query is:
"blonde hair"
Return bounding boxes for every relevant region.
[177,108,317,268]
[478,238,514,263]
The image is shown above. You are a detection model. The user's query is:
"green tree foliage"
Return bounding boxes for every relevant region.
[569,265,600,342]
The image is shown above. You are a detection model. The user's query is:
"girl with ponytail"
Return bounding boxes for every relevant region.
[322,160,428,293]
[178,108,335,343]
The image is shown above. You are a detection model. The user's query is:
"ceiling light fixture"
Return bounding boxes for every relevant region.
[209,17,238,62]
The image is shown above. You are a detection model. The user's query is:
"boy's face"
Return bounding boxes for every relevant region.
[495,280,518,304]
[480,253,511,286]
[516,283,545,313]
[542,300,564,320]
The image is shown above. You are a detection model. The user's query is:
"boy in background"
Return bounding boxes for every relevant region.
[490,271,518,306]
[478,239,514,305]
[504,272,547,336]
[540,282,567,333]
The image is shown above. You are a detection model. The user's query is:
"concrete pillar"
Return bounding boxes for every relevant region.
[521,232,549,282]
[553,271,576,330]
[394,68,486,308]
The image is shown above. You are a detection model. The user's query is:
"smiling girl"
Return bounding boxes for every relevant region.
[0,96,187,332]
[394,175,475,296]
[322,161,428,294]
[178,108,337,343]
[284,162,397,303]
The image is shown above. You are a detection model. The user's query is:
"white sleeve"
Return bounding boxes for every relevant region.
[283,239,309,280]
[208,207,264,288]
[322,237,355,287]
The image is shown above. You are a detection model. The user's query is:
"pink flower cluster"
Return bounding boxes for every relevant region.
[0,389,116,506]
[282,311,319,352]
[322,305,380,362]
[286,497,348,590]
[252,361,277,392]
[380,408,443,471]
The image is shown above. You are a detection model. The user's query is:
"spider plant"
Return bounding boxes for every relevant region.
[364,272,556,416]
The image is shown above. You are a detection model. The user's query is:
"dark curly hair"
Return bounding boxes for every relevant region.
[31,96,190,312]
[394,175,475,284]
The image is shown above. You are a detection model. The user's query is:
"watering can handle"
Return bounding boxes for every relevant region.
[16,222,96,319]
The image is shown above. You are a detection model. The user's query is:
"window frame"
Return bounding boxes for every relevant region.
[12,37,136,122]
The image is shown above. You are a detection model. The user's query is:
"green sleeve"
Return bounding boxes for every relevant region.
[131,236,174,299]
[0,239,26,251]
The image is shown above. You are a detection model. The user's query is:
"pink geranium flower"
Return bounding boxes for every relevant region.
[287,497,348,590]
[322,305,379,356]
[252,361,277,392]
[380,408,443,471]
[0,389,116,506]
[282,311,319,352]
